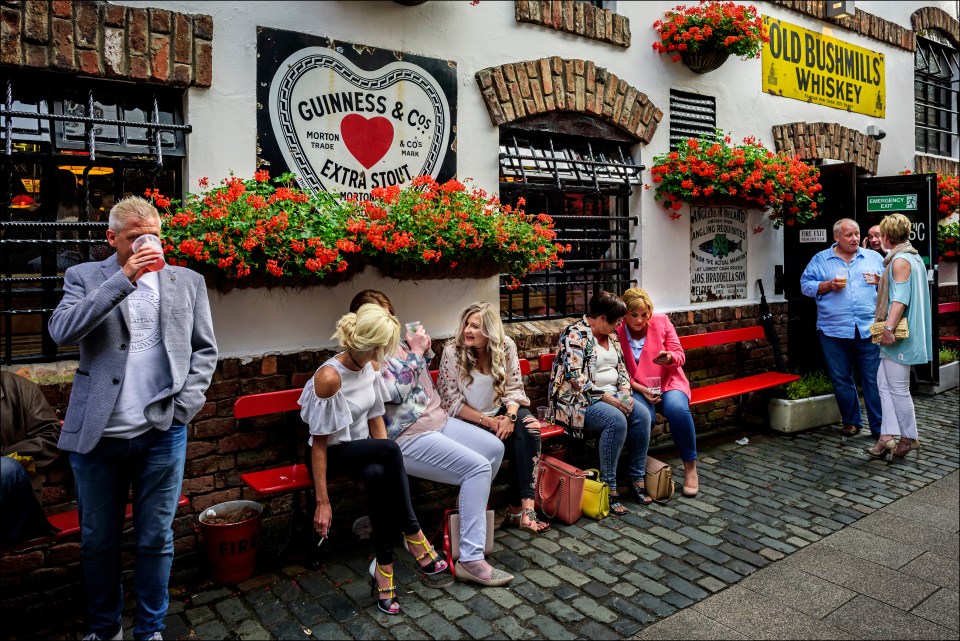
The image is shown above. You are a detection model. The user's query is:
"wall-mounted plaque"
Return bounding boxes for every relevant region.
[690,206,748,302]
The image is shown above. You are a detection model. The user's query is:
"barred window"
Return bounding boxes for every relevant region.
[914,35,959,157]
[498,126,641,322]
[669,90,716,151]
[1,71,189,364]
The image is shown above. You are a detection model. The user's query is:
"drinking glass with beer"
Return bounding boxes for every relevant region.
[835,267,848,288]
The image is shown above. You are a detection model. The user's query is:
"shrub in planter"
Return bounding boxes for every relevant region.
[940,346,960,366]
[768,371,840,433]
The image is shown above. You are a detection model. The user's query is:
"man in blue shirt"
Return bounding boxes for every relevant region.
[801,218,885,437]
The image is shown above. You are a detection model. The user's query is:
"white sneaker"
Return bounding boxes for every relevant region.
[140,633,163,641]
[82,628,122,641]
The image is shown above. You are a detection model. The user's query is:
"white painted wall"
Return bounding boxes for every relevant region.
[114,0,957,356]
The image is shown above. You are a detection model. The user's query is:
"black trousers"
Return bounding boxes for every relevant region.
[326,438,420,564]
[494,406,542,503]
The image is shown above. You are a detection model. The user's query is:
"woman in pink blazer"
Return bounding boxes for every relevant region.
[617,288,699,497]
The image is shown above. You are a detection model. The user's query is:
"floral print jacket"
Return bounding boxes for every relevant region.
[548,316,630,435]
[380,349,432,440]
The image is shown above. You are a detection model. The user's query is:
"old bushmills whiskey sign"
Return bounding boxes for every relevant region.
[257,28,457,199]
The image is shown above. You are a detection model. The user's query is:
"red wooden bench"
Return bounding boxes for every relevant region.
[3,495,189,554]
[538,324,800,416]
[236,358,554,509]
[939,301,959,344]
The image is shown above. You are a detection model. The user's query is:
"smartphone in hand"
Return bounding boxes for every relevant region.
[653,351,670,365]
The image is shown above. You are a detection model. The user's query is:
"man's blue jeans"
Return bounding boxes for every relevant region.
[70,425,187,640]
[818,330,882,435]
[0,456,46,546]
[634,390,698,462]
[583,399,651,489]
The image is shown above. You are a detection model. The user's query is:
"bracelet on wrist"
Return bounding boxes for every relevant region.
[884,326,895,332]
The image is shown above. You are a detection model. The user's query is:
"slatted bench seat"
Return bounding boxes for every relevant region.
[538,324,799,420]
[677,326,801,406]
[3,495,189,554]
[939,302,959,343]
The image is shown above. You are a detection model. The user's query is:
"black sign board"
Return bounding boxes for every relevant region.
[256,27,457,198]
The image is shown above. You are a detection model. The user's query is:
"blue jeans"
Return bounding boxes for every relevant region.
[634,390,698,462]
[818,330,882,435]
[583,399,651,488]
[1,456,53,546]
[70,425,187,640]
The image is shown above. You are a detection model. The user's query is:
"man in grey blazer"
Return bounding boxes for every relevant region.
[49,196,217,641]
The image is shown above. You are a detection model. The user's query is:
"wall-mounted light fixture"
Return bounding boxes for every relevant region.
[825,1,855,19]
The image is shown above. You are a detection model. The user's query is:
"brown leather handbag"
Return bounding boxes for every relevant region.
[645,456,675,503]
[535,455,586,525]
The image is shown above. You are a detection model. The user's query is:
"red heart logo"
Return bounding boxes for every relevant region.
[340,115,395,170]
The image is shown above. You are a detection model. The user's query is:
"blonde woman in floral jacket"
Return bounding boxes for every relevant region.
[547,291,652,515]
[438,302,548,535]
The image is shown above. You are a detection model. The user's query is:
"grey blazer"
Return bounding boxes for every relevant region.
[49,256,218,454]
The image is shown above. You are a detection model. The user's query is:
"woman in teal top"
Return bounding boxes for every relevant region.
[866,214,932,461]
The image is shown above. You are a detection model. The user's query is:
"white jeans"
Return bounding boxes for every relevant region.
[877,358,918,440]
[399,418,504,562]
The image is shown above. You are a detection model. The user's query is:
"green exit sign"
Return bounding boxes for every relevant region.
[866,194,917,212]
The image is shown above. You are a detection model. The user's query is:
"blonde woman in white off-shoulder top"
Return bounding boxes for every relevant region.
[299,303,447,616]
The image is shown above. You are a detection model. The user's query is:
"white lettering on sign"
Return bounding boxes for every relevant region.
[799,229,827,243]
[269,47,451,198]
[909,221,926,242]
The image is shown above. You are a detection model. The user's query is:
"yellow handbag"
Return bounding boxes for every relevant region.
[581,469,610,520]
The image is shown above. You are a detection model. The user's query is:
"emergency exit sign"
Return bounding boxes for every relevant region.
[866,194,917,212]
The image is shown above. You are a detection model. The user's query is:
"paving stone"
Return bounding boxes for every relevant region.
[661,591,695,609]
[699,561,741,584]
[391,624,429,641]
[577,620,617,639]
[544,599,584,623]
[234,619,272,640]
[581,580,610,599]
[623,571,670,596]
[395,594,431,619]
[824,594,955,640]
[185,605,215,626]
[465,594,503,621]
[552,584,579,600]
[516,547,557,568]
[570,595,617,623]
[584,566,617,584]
[912,588,960,632]
[737,562,857,619]
[319,593,360,622]
[161,614,189,640]
[522,569,561,589]
[758,537,797,554]
[189,587,232,606]
[697,575,728,593]
[484,588,522,609]
[344,619,391,640]
[677,526,724,547]
[529,615,576,640]
[193,620,232,640]
[529,538,561,554]
[417,612,464,640]
[433,598,469,620]
[214,597,253,625]
[658,557,703,581]
[546,564,590,587]
[607,595,655,624]
[456,614,494,639]
[512,582,549,605]
[649,525,689,545]
[494,615,536,640]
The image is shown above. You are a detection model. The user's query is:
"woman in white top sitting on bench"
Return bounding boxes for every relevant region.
[298,304,447,616]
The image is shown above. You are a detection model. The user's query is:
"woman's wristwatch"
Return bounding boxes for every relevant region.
[884,325,895,332]
[506,411,518,422]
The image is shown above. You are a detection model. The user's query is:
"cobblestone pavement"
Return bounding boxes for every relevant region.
[19,392,960,640]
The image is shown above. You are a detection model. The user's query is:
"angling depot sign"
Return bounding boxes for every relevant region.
[257,28,456,199]
[761,16,885,118]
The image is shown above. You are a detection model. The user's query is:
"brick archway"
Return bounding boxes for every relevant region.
[772,122,880,175]
[475,58,661,144]
[911,7,960,48]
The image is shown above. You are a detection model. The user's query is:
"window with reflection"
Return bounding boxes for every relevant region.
[1,71,186,364]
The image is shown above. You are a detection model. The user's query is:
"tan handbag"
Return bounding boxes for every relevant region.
[444,509,494,562]
[869,318,909,344]
[645,457,675,503]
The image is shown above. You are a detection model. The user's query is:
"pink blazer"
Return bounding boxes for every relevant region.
[617,314,691,399]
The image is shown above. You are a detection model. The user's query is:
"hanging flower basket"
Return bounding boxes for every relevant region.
[680,47,731,74]
[653,1,768,69]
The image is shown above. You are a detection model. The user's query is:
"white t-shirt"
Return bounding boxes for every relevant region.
[104,271,172,438]
[593,342,620,393]
[463,371,500,416]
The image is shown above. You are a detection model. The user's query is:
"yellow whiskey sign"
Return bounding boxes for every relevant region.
[761,15,885,118]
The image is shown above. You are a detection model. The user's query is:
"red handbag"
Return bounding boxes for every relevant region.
[535,455,586,525]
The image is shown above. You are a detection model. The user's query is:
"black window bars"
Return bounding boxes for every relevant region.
[914,36,959,158]
[498,134,642,322]
[1,76,190,364]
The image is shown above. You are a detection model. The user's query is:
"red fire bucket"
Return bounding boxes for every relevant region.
[198,500,263,583]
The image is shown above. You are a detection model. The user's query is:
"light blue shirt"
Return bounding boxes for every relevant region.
[800,244,885,339]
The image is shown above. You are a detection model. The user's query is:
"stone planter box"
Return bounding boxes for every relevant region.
[768,394,841,434]
[918,360,959,395]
